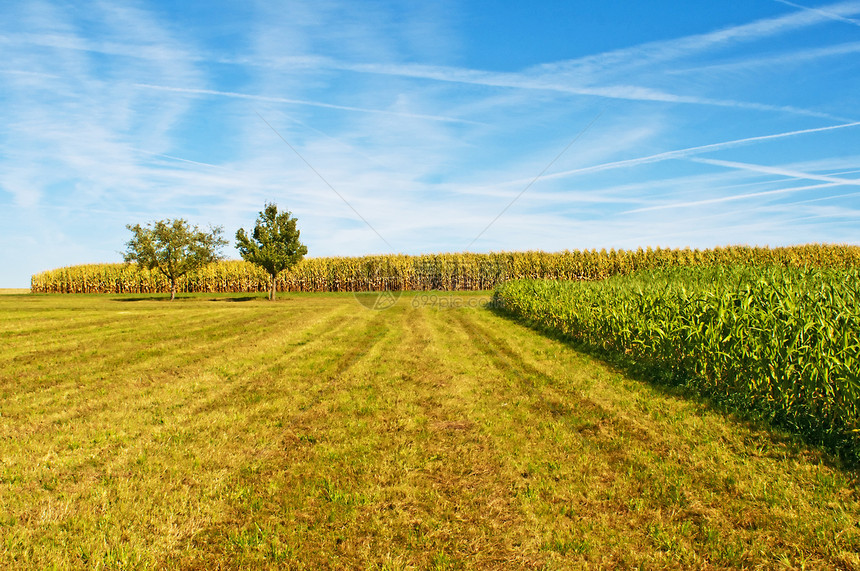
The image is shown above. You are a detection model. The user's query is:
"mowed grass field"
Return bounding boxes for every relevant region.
[1,292,858,569]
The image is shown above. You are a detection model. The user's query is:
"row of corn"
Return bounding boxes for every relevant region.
[492,265,860,462]
[30,244,860,294]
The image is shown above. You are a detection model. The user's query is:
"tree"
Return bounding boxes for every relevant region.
[235,203,308,301]
[124,219,227,301]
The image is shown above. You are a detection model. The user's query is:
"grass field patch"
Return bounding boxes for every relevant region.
[0,292,858,569]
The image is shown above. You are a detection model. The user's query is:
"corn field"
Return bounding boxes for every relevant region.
[492,265,860,461]
[30,244,860,294]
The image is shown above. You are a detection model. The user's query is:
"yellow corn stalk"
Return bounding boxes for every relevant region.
[30,244,860,294]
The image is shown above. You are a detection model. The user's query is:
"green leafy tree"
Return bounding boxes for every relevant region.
[235,203,308,301]
[124,219,227,301]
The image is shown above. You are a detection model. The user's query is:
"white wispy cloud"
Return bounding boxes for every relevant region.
[220,2,860,122]
[530,0,860,76]
[293,1,860,118]
[238,55,840,121]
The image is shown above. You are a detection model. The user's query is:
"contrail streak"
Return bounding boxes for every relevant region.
[690,157,860,185]
[624,182,842,213]
[134,83,480,125]
[774,0,860,27]
[516,120,860,184]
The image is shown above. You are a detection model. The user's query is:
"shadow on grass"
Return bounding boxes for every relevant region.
[487,303,860,476]
[111,295,264,303]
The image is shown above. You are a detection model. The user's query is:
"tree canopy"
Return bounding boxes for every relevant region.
[235,203,308,300]
[124,219,227,301]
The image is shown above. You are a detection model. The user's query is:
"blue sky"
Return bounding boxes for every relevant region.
[2,0,859,287]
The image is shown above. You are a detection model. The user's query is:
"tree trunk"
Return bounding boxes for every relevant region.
[170,279,177,301]
[270,275,276,301]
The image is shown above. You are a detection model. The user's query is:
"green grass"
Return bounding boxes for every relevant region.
[1,292,858,569]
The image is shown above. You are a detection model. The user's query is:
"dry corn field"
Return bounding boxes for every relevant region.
[30,244,860,295]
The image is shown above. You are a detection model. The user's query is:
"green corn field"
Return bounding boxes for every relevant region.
[492,265,860,461]
[29,244,860,294]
